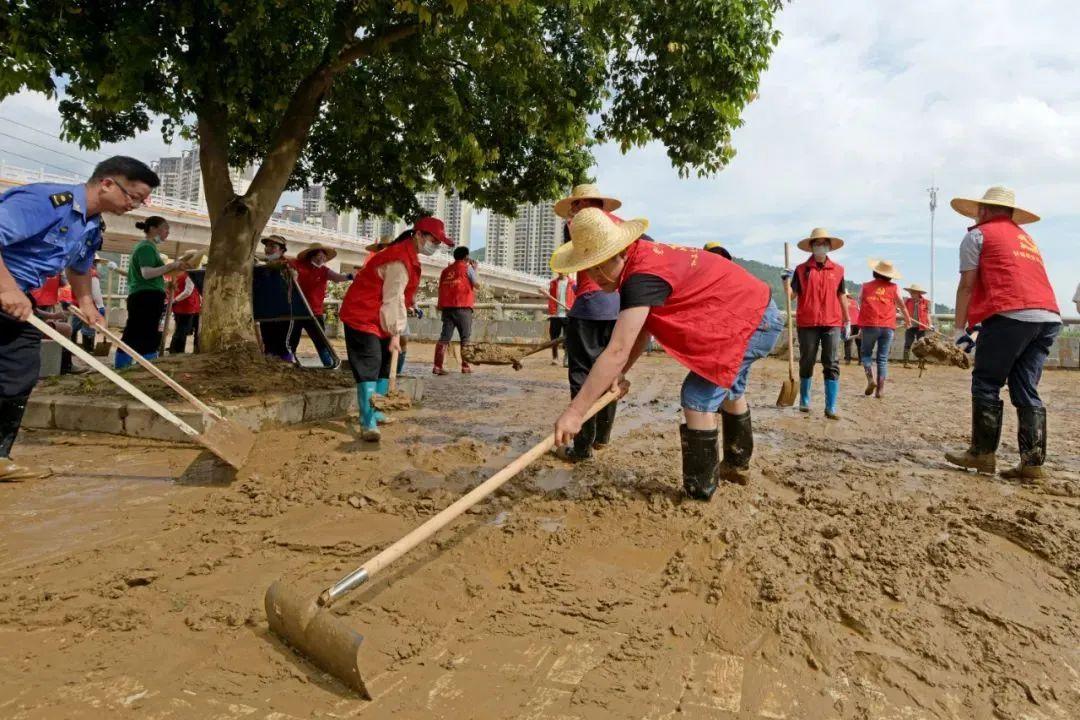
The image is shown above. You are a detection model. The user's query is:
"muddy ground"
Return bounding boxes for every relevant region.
[2,343,1078,719]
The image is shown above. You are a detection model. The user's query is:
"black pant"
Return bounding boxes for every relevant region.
[903,327,926,354]
[288,314,329,355]
[260,320,291,356]
[797,326,841,380]
[566,317,618,454]
[121,290,166,356]
[439,308,473,343]
[972,315,1061,407]
[0,311,42,459]
[169,313,200,354]
[343,325,391,383]
[549,317,568,358]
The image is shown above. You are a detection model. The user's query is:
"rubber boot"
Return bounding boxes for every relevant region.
[461,346,472,374]
[556,419,594,463]
[318,347,336,368]
[0,395,49,481]
[373,378,394,425]
[945,398,1003,474]
[902,348,910,369]
[798,378,811,413]
[679,424,720,501]
[114,348,134,370]
[357,382,381,442]
[863,365,875,396]
[396,351,407,376]
[144,351,159,362]
[432,342,449,376]
[874,375,886,399]
[824,378,840,419]
[1000,406,1048,481]
[716,409,753,485]
[592,402,617,450]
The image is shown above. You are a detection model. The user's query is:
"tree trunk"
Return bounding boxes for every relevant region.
[198,196,263,354]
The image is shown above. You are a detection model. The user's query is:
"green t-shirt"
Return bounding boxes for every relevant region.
[128,239,165,295]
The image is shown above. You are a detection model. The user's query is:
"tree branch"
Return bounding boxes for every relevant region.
[197,102,235,223]
[330,22,420,73]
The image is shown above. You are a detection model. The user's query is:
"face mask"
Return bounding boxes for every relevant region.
[311,258,325,267]
[266,250,282,260]
[812,245,828,261]
[419,240,439,256]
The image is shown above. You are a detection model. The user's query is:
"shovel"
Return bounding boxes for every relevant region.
[461,338,564,370]
[36,311,255,469]
[371,348,411,412]
[264,389,620,697]
[776,242,798,407]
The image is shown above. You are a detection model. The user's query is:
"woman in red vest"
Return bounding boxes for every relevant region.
[289,243,352,368]
[843,290,861,364]
[434,246,478,375]
[944,187,1061,480]
[551,209,783,499]
[544,274,576,366]
[858,260,910,398]
[167,268,202,354]
[338,217,452,441]
[901,283,932,367]
[785,228,850,418]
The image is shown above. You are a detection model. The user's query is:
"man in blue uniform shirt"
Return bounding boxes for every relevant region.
[0,155,160,481]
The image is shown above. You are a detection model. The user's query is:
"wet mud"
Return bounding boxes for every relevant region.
[2,344,1078,719]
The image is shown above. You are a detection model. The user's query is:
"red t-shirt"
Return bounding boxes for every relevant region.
[292,259,331,315]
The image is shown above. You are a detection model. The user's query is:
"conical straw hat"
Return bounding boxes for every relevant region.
[950,186,1039,225]
[297,243,338,262]
[553,184,622,219]
[550,208,648,275]
[867,258,901,279]
[796,227,844,252]
[904,283,927,294]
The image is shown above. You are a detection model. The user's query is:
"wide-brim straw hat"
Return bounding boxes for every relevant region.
[950,186,1039,225]
[297,243,338,262]
[550,207,648,274]
[553,183,623,219]
[904,282,927,294]
[365,235,392,253]
[177,249,205,267]
[796,227,844,252]
[868,258,901,279]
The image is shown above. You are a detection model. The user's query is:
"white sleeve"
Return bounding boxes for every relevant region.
[378,262,409,335]
[91,275,104,307]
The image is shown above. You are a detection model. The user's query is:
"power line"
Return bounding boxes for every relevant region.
[0,147,82,176]
[0,130,95,167]
[0,115,110,160]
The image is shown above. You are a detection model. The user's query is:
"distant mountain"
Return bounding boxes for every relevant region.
[471,246,486,262]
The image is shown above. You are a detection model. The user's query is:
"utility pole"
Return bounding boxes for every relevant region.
[928,183,938,324]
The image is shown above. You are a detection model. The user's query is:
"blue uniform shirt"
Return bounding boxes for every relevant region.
[0,182,103,291]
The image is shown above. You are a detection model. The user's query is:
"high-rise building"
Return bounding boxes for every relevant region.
[443,190,472,248]
[485,201,562,276]
[151,156,183,199]
[485,212,516,269]
[152,146,254,211]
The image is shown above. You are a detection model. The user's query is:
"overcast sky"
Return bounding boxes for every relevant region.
[1,0,1078,310]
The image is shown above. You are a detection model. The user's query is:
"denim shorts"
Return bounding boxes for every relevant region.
[681,300,785,412]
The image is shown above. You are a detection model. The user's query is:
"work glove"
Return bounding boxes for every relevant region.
[842,322,851,340]
[346,273,355,281]
[412,307,424,320]
[780,269,793,282]
[954,329,976,353]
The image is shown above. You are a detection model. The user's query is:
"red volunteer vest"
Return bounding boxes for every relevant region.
[292,259,330,315]
[967,217,1059,326]
[169,271,202,315]
[339,239,421,338]
[437,260,475,309]
[847,297,860,325]
[57,284,74,305]
[794,257,845,327]
[619,239,769,388]
[904,296,929,328]
[548,277,576,315]
[574,270,602,297]
[859,278,900,328]
[31,275,61,306]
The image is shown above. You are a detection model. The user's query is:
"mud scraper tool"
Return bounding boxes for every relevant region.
[264,389,621,697]
[30,312,255,469]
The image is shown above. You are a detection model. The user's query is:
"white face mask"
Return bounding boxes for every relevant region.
[419,239,439,256]
[311,258,325,267]
[812,245,828,261]
[266,250,282,260]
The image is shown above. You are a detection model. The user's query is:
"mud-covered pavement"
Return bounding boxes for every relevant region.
[2,345,1078,719]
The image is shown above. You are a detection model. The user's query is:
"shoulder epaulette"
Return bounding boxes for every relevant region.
[49,191,74,208]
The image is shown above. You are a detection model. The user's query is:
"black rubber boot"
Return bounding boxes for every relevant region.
[592,402,617,449]
[945,398,1003,474]
[0,394,29,459]
[679,424,719,501]
[558,416,596,463]
[1001,406,1047,481]
[716,409,753,485]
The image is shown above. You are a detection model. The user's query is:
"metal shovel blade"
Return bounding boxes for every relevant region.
[264,580,369,698]
[197,415,256,469]
[776,377,797,407]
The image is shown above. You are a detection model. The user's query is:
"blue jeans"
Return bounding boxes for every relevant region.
[860,327,894,378]
[972,315,1060,407]
[681,300,785,412]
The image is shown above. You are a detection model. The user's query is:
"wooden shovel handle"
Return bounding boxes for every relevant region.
[388,348,399,394]
[539,288,570,312]
[69,306,221,419]
[515,337,563,361]
[783,243,795,379]
[27,314,199,439]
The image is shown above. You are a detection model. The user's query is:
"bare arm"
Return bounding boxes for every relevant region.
[0,252,32,320]
[954,270,977,332]
[66,268,105,326]
[327,268,350,282]
[141,261,180,280]
[894,292,910,328]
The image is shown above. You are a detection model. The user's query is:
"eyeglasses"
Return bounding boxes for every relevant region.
[110,178,149,206]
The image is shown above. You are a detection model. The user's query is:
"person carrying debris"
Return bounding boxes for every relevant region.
[782,228,850,419]
[433,246,477,375]
[552,184,624,463]
[944,187,1061,480]
[843,290,861,364]
[0,156,159,481]
[901,283,932,368]
[338,217,452,442]
[551,208,783,498]
[858,260,910,398]
[289,243,352,368]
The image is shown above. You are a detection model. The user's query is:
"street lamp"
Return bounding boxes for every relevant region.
[928,184,938,324]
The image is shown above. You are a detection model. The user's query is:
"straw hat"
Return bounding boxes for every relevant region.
[868,259,901,279]
[365,235,392,253]
[553,184,622,219]
[550,208,648,274]
[261,235,288,251]
[904,283,927,295]
[950,186,1039,225]
[177,249,204,268]
[797,227,844,252]
[297,243,338,262]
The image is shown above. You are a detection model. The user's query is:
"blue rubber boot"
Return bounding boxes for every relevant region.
[396,351,407,376]
[357,382,380,442]
[373,378,393,425]
[317,347,335,368]
[824,379,840,420]
[114,349,134,370]
[143,352,158,362]
[798,378,812,413]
